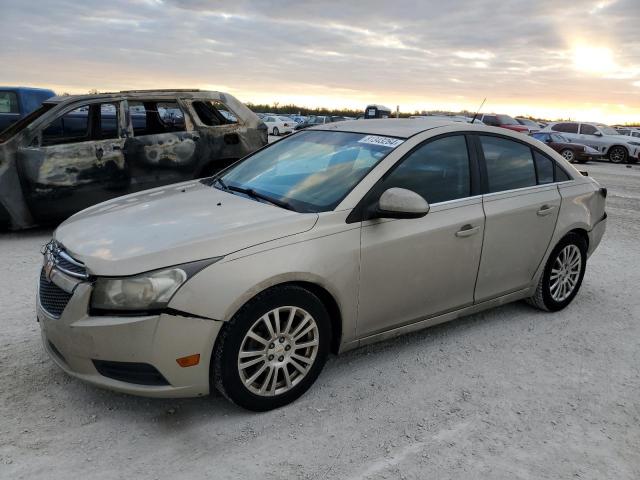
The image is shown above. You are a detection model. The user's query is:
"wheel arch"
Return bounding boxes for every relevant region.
[607,144,628,156]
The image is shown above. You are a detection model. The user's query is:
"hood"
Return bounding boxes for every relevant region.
[55,181,318,276]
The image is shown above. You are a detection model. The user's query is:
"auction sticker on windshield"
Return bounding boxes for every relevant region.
[358,135,404,148]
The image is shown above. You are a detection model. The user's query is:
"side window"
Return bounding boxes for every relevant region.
[555,164,571,182]
[41,102,120,146]
[191,100,237,126]
[580,124,598,135]
[533,151,554,184]
[128,100,185,136]
[480,136,536,193]
[42,106,89,146]
[98,103,119,140]
[0,91,19,113]
[552,123,579,134]
[377,135,471,204]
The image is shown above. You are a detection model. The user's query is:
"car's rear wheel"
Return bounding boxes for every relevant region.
[609,146,628,163]
[528,233,587,312]
[213,285,331,411]
[560,149,575,162]
[272,127,280,136]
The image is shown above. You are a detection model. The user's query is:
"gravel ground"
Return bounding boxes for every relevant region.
[1,162,639,479]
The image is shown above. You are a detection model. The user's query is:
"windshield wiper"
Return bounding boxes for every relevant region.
[213,177,230,192]
[227,185,295,211]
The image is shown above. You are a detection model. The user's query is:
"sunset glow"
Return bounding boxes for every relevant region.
[1,0,639,124]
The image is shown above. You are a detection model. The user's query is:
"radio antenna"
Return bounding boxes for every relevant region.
[470,98,486,124]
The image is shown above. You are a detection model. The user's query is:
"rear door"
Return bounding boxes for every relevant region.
[474,134,561,301]
[17,101,128,221]
[122,98,199,192]
[357,134,485,337]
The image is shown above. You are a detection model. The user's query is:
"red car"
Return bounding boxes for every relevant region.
[479,114,529,133]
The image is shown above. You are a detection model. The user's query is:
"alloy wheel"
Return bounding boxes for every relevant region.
[549,244,582,302]
[609,146,627,163]
[237,306,319,396]
[561,149,575,162]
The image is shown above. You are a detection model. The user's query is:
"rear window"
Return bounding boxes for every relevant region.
[129,100,186,135]
[496,115,519,125]
[0,91,19,114]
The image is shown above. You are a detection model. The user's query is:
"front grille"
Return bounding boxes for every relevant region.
[42,240,88,279]
[39,269,73,317]
[92,360,170,386]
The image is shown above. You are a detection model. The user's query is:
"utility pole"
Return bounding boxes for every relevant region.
[396,105,399,119]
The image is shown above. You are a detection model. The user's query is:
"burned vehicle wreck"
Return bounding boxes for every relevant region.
[0,90,267,229]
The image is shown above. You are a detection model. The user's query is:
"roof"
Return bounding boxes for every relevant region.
[43,89,221,104]
[313,118,456,138]
[0,86,55,93]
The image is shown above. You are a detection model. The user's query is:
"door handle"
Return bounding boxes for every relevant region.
[537,205,556,216]
[455,224,480,237]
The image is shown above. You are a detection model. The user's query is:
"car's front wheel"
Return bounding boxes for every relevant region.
[528,233,587,312]
[272,127,280,136]
[213,285,331,411]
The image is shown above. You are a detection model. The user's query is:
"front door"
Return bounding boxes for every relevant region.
[17,101,128,221]
[357,135,484,338]
[122,99,200,192]
[474,135,561,301]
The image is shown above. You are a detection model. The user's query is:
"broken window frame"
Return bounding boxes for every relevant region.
[124,98,193,138]
[186,99,241,128]
[34,99,127,148]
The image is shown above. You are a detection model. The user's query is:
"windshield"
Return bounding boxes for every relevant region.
[0,103,55,143]
[215,130,401,212]
[597,124,619,135]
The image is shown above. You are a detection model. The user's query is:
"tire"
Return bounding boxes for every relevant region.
[609,145,628,164]
[213,285,331,411]
[272,127,280,136]
[527,233,587,312]
[560,149,575,163]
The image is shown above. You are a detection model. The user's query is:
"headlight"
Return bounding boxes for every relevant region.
[91,258,221,312]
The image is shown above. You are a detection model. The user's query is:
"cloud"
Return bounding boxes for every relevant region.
[0,0,639,122]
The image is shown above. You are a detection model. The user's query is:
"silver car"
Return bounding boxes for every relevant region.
[37,119,607,411]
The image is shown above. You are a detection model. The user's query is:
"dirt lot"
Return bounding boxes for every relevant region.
[1,161,638,479]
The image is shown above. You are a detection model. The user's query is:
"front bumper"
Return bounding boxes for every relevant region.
[37,279,222,398]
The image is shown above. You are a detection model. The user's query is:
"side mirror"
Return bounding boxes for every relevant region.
[374,188,430,219]
[594,131,603,137]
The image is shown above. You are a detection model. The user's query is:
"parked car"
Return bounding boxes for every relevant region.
[294,116,345,130]
[540,121,640,163]
[516,117,542,133]
[531,132,602,163]
[478,114,529,133]
[37,119,606,411]
[0,89,267,230]
[0,86,55,132]
[615,127,640,139]
[262,115,295,136]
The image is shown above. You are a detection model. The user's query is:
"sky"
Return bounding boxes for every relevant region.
[1,0,639,123]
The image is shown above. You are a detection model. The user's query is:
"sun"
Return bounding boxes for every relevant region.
[572,45,616,75]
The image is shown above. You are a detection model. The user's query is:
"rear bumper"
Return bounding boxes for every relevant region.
[37,282,222,398]
[587,213,607,257]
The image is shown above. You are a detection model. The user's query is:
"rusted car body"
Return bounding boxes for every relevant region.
[0,90,267,229]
